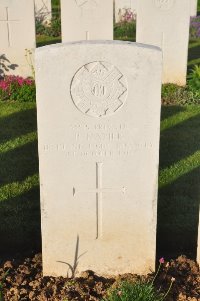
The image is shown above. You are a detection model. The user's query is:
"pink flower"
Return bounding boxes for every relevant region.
[159,257,165,264]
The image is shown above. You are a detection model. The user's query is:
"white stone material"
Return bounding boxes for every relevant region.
[34,0,52,23]
[0,0,36,78]
[35,41,162,277]
[136,0,190,86]
[190,0,197,16]
[115,0,138,23]
[61,0,113,42]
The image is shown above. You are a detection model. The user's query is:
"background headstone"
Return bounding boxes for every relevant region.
[190,0,198,16]
[0,0,36,78]
[34,0,52,24]
[136,0,190,86]
[115,0,137,23]
[36,41,162,277]
[61,0,113,42]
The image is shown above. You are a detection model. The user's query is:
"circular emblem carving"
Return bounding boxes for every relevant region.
[70,61,128,118]
[153,0,174,11]
[75,0,99,8]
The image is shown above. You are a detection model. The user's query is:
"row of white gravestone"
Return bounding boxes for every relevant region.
[115,0,198,23]
[0,0,197,85]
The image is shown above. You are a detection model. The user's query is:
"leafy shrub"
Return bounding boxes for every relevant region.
[190,16,200,39]
[102,281,163,301]
[45,17,61,37]
[0,75,36,102]
[114,21,136,41]
[35,19,46,36]
[188,65,200,91]
[162,84,200,105]
[162,66,200,105]
[36,17,61,37]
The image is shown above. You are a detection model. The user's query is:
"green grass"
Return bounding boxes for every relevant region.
[0,102,41,258]
[157,105,200,259]
[0,102,200,260]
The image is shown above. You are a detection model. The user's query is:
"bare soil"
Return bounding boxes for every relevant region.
[0,254,199,301]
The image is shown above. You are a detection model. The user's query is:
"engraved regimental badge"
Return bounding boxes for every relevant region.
[70,61,128,118]
[153,0,174,11]
[75,0,99,7]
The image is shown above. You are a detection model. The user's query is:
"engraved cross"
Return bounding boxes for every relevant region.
[0,7,19,47]
[73,162,126,239]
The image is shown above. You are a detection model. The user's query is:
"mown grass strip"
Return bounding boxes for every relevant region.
[0,174,39,202]
[0,132,37,154]
[161,107,200,132]
[159,150,200,188]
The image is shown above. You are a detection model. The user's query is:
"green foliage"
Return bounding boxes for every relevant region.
[114,21,136,41]
[0,270,9,301]
[9,83,36,102]
[161,83,200,105]
[36,17,61,38]
[45,17,61,37]
[35,19,46,36]
[0,76,36,102]
[188,64,200,91]
[103,281,163,301]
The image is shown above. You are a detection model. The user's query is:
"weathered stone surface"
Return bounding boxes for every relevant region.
[0,0,35,78]
[61,0,113,42]
[34,0,52,23]
[35,41,162,277]
[115,0,137,23]
[190,0,197,16]
[136,0,190,86]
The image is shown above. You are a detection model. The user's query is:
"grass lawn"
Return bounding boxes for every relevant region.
[0,102,200,260]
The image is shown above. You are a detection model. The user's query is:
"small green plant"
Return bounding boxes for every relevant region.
[44,17,61,37]
[25,49,35,79]
[188,64,200,91]
[161,83,200,105]
[103,258,175,301]
[114,21,136,41]
[103,281,163,301]
[0,269,9,301]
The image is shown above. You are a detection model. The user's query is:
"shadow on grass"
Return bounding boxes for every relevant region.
[0,187,41,260]
[0,107,37,145]
[160,105,186,121]
[0,104,200,262]
[187,40,200,73]
[0,141,38,187]
[160,109,200,170]
[157,167,200,260]
[0,106,41,259]
[157,106,200,260]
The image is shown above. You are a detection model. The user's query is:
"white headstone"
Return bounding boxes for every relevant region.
[190,0,197,16]
[115,0,137,23]
[0,0,36,78]
[34,0,52,24]
[36,41,162,277]
[136,0,190,86]
[61,0,113,42]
